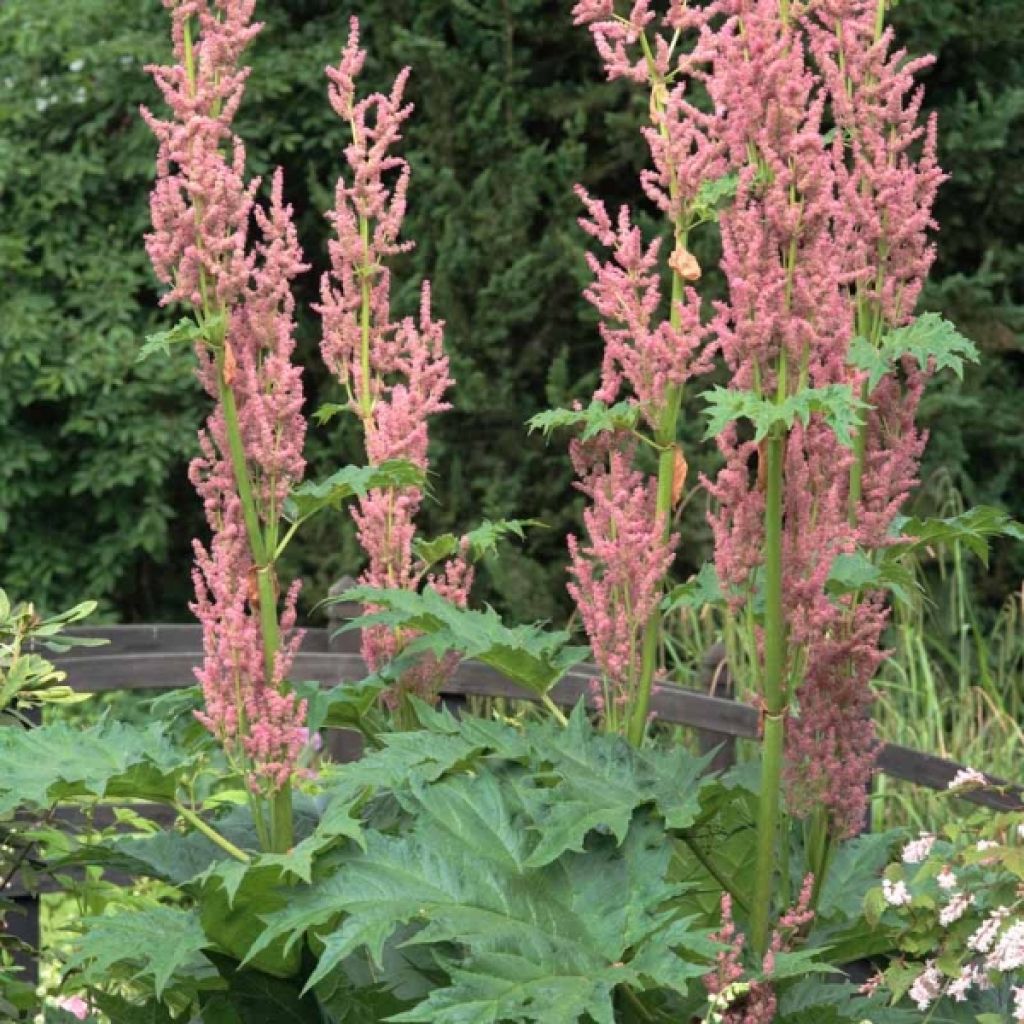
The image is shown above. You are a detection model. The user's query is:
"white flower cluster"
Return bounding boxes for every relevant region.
[939,891,974,927]
[948,767,988,791]
[882,878,911,906]
[901,831,935,864]
[882,815,1024,1016]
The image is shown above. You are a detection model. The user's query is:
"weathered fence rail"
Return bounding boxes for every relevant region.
[41,624,1024,811]
[4,620,1021,982]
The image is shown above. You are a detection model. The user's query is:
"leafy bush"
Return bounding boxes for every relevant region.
[2,0,1019,623]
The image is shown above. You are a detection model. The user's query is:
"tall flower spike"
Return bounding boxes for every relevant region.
[318,19,472,713]
[805,0,944,548]
[779,0,945,835]
[144,0,310,800]
[570,4,722,739]
[567,437,676,732]
[699,0,892,838]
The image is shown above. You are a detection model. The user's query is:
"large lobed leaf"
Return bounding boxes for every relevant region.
[526,399,641,441]
[892,504,1024,566]
[249,710,722,1021]
[283,461,425,526]
[337,586,589,696]
[701,384,868,448]
[0,719,188,814]
[63,905,210,1000]
[848,313,980,391]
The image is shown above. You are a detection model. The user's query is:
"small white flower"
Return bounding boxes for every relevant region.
[976,839,999,852]
[989,921,1024,972]
[35,96,49,113]
[883,878,912,907]
[68,58,85,73]
[72,86,86,105]
[949,767,988,791]
[1017,822,1024,841]
[939,891,974,927]
[902,832,936,864]
[2,77,13,89]
[908,962,943,1011]
[947,965,980,1002]
[937,866,957,890]
[969,906,1009,953]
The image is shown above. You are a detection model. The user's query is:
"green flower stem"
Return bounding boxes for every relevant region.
[847,377,870,524]
[218,372,294,855]
[174,802,251,864]
[542,693,569,728]
[751,425,786,955]
[183,16,292,855]
[628,272,683,748]
[359,213,373,424]
[218,377,268,567]
[628,37,690,748]
[874,0,887,40]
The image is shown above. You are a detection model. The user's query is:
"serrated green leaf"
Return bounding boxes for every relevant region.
[201,862,302,979]
[313,402,349,425]
[877,313,979,388]
[463,518,539,559]
[137,317,202,362]
[111,828,231,886]
[64,906,209,999]
[521,709,716,866]
[411,533,461,567]
[385,953,625,1024]
[777,976,918,1024]
[701,384,867,447]
[693,172,739,219]
[258,810,707,1018]
[811,827,901,925]
[339,586,588,696]
[0,720,189,814]
[826,551,919,607]
[764,948,841,982]
[412,519,538,570]
[526,400,640,441]
[283,461,425,525]
[89,993,175,1024]
[892,505,1024,566]
[847,335,893,392]
[662,562,725,612]
[294,677,387,734]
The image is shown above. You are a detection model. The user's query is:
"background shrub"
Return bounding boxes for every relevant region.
[0,0,1020,624]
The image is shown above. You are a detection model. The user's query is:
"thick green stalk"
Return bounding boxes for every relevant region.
[218,373,293,854]
[626,39,689,747]
[847,377,870,524]
[627,266,684,747]
[218,379,268,566]
[751,426,786,955]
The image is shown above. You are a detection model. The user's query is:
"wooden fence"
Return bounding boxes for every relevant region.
[5,612,1021,982]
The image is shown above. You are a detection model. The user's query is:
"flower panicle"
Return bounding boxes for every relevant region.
[567,439,676,717]
[144,0,310,795]
[318,19,472,707]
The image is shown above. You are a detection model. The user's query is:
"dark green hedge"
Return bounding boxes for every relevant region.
[0,0,1020,623]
